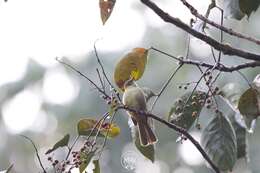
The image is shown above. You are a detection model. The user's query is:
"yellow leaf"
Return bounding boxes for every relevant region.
[78,118,98,135]
[100,123,120,138]
[114,48,148,90]
[77,118,120,138]
[99,0,116,25]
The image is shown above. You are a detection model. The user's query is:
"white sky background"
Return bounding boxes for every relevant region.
[0,0,211,71]
[0,0,212,133]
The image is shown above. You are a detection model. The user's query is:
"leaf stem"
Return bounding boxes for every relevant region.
[20,135,47,173]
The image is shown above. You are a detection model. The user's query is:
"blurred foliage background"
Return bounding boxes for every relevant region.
[0,0,260,173]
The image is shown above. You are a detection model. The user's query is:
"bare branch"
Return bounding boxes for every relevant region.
[140,0,260,61]
[65,135,80,160]
[236,71,252,87]
[150,47,260,72]
[56,58,111,100]
[96,68,105,91]
[180,0,260,45]
[94,42,122,102]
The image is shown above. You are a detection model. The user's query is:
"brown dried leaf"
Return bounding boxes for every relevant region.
[99,0,116,25]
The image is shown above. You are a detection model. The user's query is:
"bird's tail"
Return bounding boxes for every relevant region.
[137,121,157,146]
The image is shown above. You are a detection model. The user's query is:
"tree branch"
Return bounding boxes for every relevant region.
[151,47,260,72]
[140,0,260,61]
[179,0,260,45]
[117,105,220,173]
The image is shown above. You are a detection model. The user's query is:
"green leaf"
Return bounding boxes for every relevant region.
[201,112,237,171]
[218,85,254,132]
[99,0,116,25]
[79,150,96,173]
[168,90,207,129]
[238,88,260,119]
[132,126,155,162]
[93,160,100,173]
[239,0,260,18]
[135,137,155,162]
[228,112,248,160]
[233,120,248,160]
[45,134,70,154]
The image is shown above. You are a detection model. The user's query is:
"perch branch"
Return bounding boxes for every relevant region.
[117,105,220,173]
[140,0,260,61]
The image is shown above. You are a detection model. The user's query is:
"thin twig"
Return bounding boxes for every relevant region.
[65,135,80,160]
[98,111,117,160]
[96,68,105,91]
[65,112,110,160]
[86,112,110,141]
[202,0,215,29]
[93,115,107,142]
[204,1,218,63]
[207,0,215,17]
[93,41,122,102]
[211,71,222,85]
[56,58,110,99]
[150,47,180,61]
[210,47,217,62]
[151,64,183,110]
[197,66,217,97]
[93,41,114,90]
[236,70,252,87]
[217,7,224,63]
[20,135,47,173]
[182,68,208,109]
